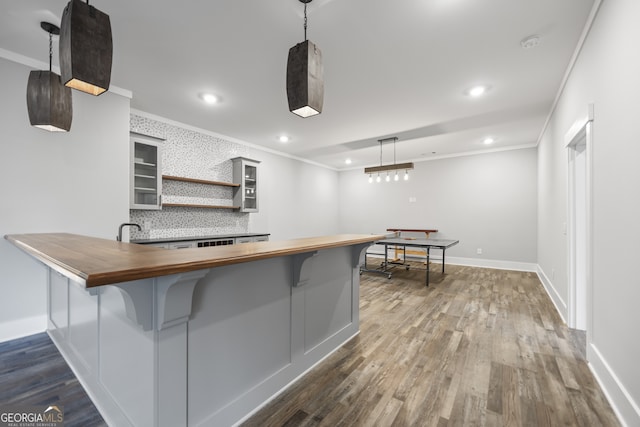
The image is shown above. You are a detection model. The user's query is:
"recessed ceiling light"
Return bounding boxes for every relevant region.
[345,158,352,165]
[483,137,495,145]
[278,135,290,143]
[200,93,218,104]
[466,85,490,97]
[520,35,541,49]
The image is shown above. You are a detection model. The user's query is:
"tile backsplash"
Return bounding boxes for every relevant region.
[129,114,252,240]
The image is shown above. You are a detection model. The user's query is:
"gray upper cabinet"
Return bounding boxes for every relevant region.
[130,133,163,210]
[232,157,260,213]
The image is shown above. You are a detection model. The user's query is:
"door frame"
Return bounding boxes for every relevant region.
[564,104,594,334]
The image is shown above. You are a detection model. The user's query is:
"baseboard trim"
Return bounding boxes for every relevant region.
[587,343,640,427]
[535,266,567,324]
[0,315,46,344]
[446,256,538,272]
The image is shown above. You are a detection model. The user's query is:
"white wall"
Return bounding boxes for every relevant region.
[0,57,131,342]
[339,148,538,266]
[537,1,640,424]
[253,150,339,240]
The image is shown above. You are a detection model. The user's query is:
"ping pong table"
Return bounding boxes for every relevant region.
[361,237,459,286]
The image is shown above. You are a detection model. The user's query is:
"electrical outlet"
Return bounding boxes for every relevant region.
[476,248,482,255]
[144,221,151,231]
[409,196,417,203]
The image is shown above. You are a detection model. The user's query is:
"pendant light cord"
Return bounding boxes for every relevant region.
[393,138,397,165]
[304,3,308,41]
[48,31,53,72]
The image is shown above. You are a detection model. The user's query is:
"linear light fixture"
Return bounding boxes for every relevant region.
[365,137,414,182]
[26,22,73,132]
[286,0,323,118]
[364,162,415,174]
[60,0,112,96]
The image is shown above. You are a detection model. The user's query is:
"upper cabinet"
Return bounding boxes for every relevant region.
[232,157,260,213]
[130,133,163,210]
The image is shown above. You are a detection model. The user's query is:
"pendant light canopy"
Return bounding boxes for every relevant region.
[26,22,73,132]
[60,0,112,96]
[287,0,323,118]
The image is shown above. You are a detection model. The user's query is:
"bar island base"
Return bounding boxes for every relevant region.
[5,233,379,427]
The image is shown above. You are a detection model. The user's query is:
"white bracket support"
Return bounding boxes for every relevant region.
[292,251,318,287]
[351,242,374,269]
[112,269,210,331]
[155,270,209,330]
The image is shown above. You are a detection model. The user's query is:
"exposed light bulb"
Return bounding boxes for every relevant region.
[345,158,352,165]
[278,135,290,143]
[404,171,409,181]
[368,174,373,183]
[376,175,381,183]
[385,173,390,182]
[394,172,399,181]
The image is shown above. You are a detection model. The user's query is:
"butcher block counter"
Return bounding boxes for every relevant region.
[5,232,382,427]
[5,232,382,287]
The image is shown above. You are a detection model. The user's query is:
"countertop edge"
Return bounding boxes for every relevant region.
[5,233,384,288]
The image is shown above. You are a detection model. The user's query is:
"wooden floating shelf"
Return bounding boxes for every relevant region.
[162,175,239,187]
[162,203,240,210]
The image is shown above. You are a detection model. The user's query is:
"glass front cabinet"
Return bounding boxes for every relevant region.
[130,133,163,210]
[232,157,260,213]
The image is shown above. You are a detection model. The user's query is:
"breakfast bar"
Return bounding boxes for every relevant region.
[5,232,382,427]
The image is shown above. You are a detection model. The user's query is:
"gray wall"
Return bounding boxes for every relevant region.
[537,1,640,424]
[0,57,131,341]
[339,148,538,265]
[253,150,339,240]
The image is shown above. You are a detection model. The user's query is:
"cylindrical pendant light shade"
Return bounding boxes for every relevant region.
[60,0,112,96]
[26,70,73,132]
[287,40,323,118]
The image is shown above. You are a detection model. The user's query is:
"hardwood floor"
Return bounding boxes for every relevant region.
[0,332,106,426]
[0,263,619,426]
[243,262,620,427]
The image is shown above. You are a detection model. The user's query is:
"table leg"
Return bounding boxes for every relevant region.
[426,246,430,286]
[442,248,445,273]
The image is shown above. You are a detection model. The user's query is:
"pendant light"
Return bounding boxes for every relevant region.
[59,0,112,96]
[26,22,73,132]
[364,138,414,182]
[286,0,323,118]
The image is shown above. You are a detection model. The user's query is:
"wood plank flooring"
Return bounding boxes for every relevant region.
[242,262,620,427]
[0,263,620,426]
[0,332,106,426]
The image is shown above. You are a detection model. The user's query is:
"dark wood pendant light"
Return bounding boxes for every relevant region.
[26,22,73,132]
[287,0,324,118]
[59,0,112,96]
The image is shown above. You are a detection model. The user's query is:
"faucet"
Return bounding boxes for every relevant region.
[117,223,142,242]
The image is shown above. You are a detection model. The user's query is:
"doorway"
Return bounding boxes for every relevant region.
[565,106,593,332]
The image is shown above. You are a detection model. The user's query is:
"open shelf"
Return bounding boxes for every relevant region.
[163,175,239,188]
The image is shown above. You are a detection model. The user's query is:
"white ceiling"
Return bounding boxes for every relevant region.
[1,0,595,170]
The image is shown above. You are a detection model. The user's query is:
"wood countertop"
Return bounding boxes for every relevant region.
[4,233,384,288]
